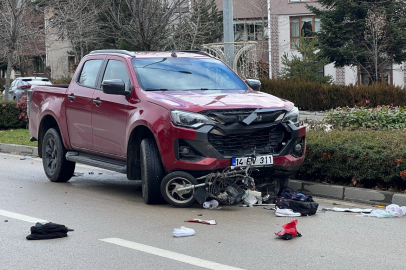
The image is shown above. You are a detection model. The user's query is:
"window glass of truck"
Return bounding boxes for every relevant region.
[78,59,103,88]
[101,60,131,91]
[131,58,248,91]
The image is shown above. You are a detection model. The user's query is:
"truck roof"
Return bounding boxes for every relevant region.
[89,50,214,59]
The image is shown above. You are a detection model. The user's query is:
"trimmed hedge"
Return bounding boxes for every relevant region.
[260,78,406,111]
[0,97,28,129]
[298,130,406,190]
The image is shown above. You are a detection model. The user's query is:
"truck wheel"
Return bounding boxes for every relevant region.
[42,128,75,182]
[278,177,289,195]
[160,171,197,208]
[140,137,165,204]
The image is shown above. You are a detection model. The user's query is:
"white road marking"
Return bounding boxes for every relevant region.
[100,238,246,270]
[0,209,48,223]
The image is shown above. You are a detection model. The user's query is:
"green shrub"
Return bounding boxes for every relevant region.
[51,76,72,85]
[298,130,406,190]
[260,78,406,111]
[325,106,406,130]
[0,98,28,129]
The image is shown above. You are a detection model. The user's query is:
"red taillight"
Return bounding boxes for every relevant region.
[21,84,31,89]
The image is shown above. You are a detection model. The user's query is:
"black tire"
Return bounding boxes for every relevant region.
[140,137,165,204]
[278,177,290,195]
[42,128,75,182]
[160,171,197,208]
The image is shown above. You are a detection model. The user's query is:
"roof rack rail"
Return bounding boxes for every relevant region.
[89,49,136,57]
[171,50,215,58]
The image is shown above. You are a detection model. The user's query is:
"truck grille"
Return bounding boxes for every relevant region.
[208,129,285,157]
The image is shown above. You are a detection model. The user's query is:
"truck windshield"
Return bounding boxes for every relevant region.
[131,58,248,91]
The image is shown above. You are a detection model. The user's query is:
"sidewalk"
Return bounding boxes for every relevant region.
[1,143,405,206]
[300,110,327,122]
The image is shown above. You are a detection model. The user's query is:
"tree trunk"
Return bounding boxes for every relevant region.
[4,49,14,101]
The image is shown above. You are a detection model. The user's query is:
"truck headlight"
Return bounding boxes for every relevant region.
[170,110,215,129]
[283,107,300,127]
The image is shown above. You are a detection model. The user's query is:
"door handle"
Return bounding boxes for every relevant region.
[93,99,102,105]
[67,94,75,101]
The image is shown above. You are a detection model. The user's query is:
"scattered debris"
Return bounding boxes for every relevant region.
[203,199,219,209]
[373,205,385,208]
[26,222,74,240]
[98,173,103,175]
[332,202,341,205]
[89,172,94,175]
[197,214,203,216]
[73,172,84,177]
[4,220,8,222]
[275,208,301,217]
[275,219,302,240]
[276,187,319,216]
[358,204,406,218]
[185,219,216,225]
[173,226,195,237]
[322,207,372,213]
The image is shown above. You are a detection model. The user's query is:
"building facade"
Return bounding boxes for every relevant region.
[215,0,406,87]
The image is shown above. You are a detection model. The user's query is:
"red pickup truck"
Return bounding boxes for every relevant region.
[29,50,305,207]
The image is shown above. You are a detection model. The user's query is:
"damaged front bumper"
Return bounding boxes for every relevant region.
[163,108,306,183]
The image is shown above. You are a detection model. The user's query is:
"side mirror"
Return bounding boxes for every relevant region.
[102,79,130,96]
[245,79,261,91]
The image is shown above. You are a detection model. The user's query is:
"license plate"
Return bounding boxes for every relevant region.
[232,155,273,167]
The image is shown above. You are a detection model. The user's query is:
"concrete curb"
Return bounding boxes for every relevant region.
[1,143,405,206]
[0,143,38,156]
[289,179,406,206]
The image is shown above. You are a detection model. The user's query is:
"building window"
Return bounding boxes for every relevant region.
[290,16,320,48]
[68,56,77,73]
[358,65,393,85]
[234,20,268,41]
[317,66,324,80]
[33,56,44,74]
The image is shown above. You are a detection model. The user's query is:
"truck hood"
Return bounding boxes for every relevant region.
[145,89,293,112]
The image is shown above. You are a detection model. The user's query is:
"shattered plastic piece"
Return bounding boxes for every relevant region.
[373,205,385,208]
[173,226,195,237]
[275,219,302,240]
[203,199,219,209]
[322,207,373,213]
[243,192,257,206]
[185,219,216,225]
[275,208,301,217]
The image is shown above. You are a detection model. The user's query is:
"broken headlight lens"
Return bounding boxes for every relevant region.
[170,110,215,129]
[283,106,300,127]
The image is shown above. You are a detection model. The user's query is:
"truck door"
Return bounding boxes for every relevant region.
[65,58,104,150]
[91,57,131,157]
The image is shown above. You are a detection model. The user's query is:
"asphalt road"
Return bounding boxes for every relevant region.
[1,152,405,270]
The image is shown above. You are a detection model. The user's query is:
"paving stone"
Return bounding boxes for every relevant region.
[301,181,344,199]
[16,145,36,155]
[0,143,16,154]
[344,187,393,205]
[392,193,406,206]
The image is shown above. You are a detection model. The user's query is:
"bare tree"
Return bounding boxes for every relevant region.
[0,0,44,101]
[356,6,392,84]
[46,0,107,61]
[107,0,189,51]
[171,0,222,50]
